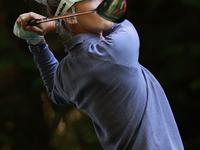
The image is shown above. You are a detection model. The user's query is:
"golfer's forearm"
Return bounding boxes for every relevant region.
[33,46,59,95]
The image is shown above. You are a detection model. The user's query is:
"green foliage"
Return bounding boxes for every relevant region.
[178,0,200,7]
[0,0,200,149]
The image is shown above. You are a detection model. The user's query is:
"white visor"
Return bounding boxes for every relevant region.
[54,0,83,24]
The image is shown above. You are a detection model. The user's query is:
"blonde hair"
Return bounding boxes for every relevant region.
[46,0,76,40]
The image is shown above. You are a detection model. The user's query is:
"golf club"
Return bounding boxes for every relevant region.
[28,0,127,26]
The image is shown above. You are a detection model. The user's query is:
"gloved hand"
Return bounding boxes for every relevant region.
[13,12,56,45]
[13,22,44,45]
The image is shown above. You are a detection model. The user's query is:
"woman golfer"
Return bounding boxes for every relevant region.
[13,0,184,149]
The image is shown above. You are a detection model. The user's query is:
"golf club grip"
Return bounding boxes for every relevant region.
[28,19,38,26]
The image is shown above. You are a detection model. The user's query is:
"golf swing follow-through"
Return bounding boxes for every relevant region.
[13,0,184,149]
[28,0,127,26]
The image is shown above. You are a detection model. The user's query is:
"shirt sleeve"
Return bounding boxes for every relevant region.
[33,46,67,105]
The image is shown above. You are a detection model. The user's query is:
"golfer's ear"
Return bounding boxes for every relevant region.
[62,12,77,24]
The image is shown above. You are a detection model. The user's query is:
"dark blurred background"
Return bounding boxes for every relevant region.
[0,0,200,149]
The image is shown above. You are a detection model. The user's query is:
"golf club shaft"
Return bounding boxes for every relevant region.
[28,9,95,26]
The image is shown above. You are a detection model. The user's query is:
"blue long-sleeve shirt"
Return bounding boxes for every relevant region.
[33,20,184,150]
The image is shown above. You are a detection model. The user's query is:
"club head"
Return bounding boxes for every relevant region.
[96,0,127,23]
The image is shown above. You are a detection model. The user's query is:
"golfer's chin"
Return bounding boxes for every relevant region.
[103,20,115,30]
[87,20,114,35]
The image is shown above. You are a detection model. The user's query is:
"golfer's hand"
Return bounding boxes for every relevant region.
[16,12,56,35]
[13,12,56,45]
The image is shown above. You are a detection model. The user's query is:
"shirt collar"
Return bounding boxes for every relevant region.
[63,33,102,53]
